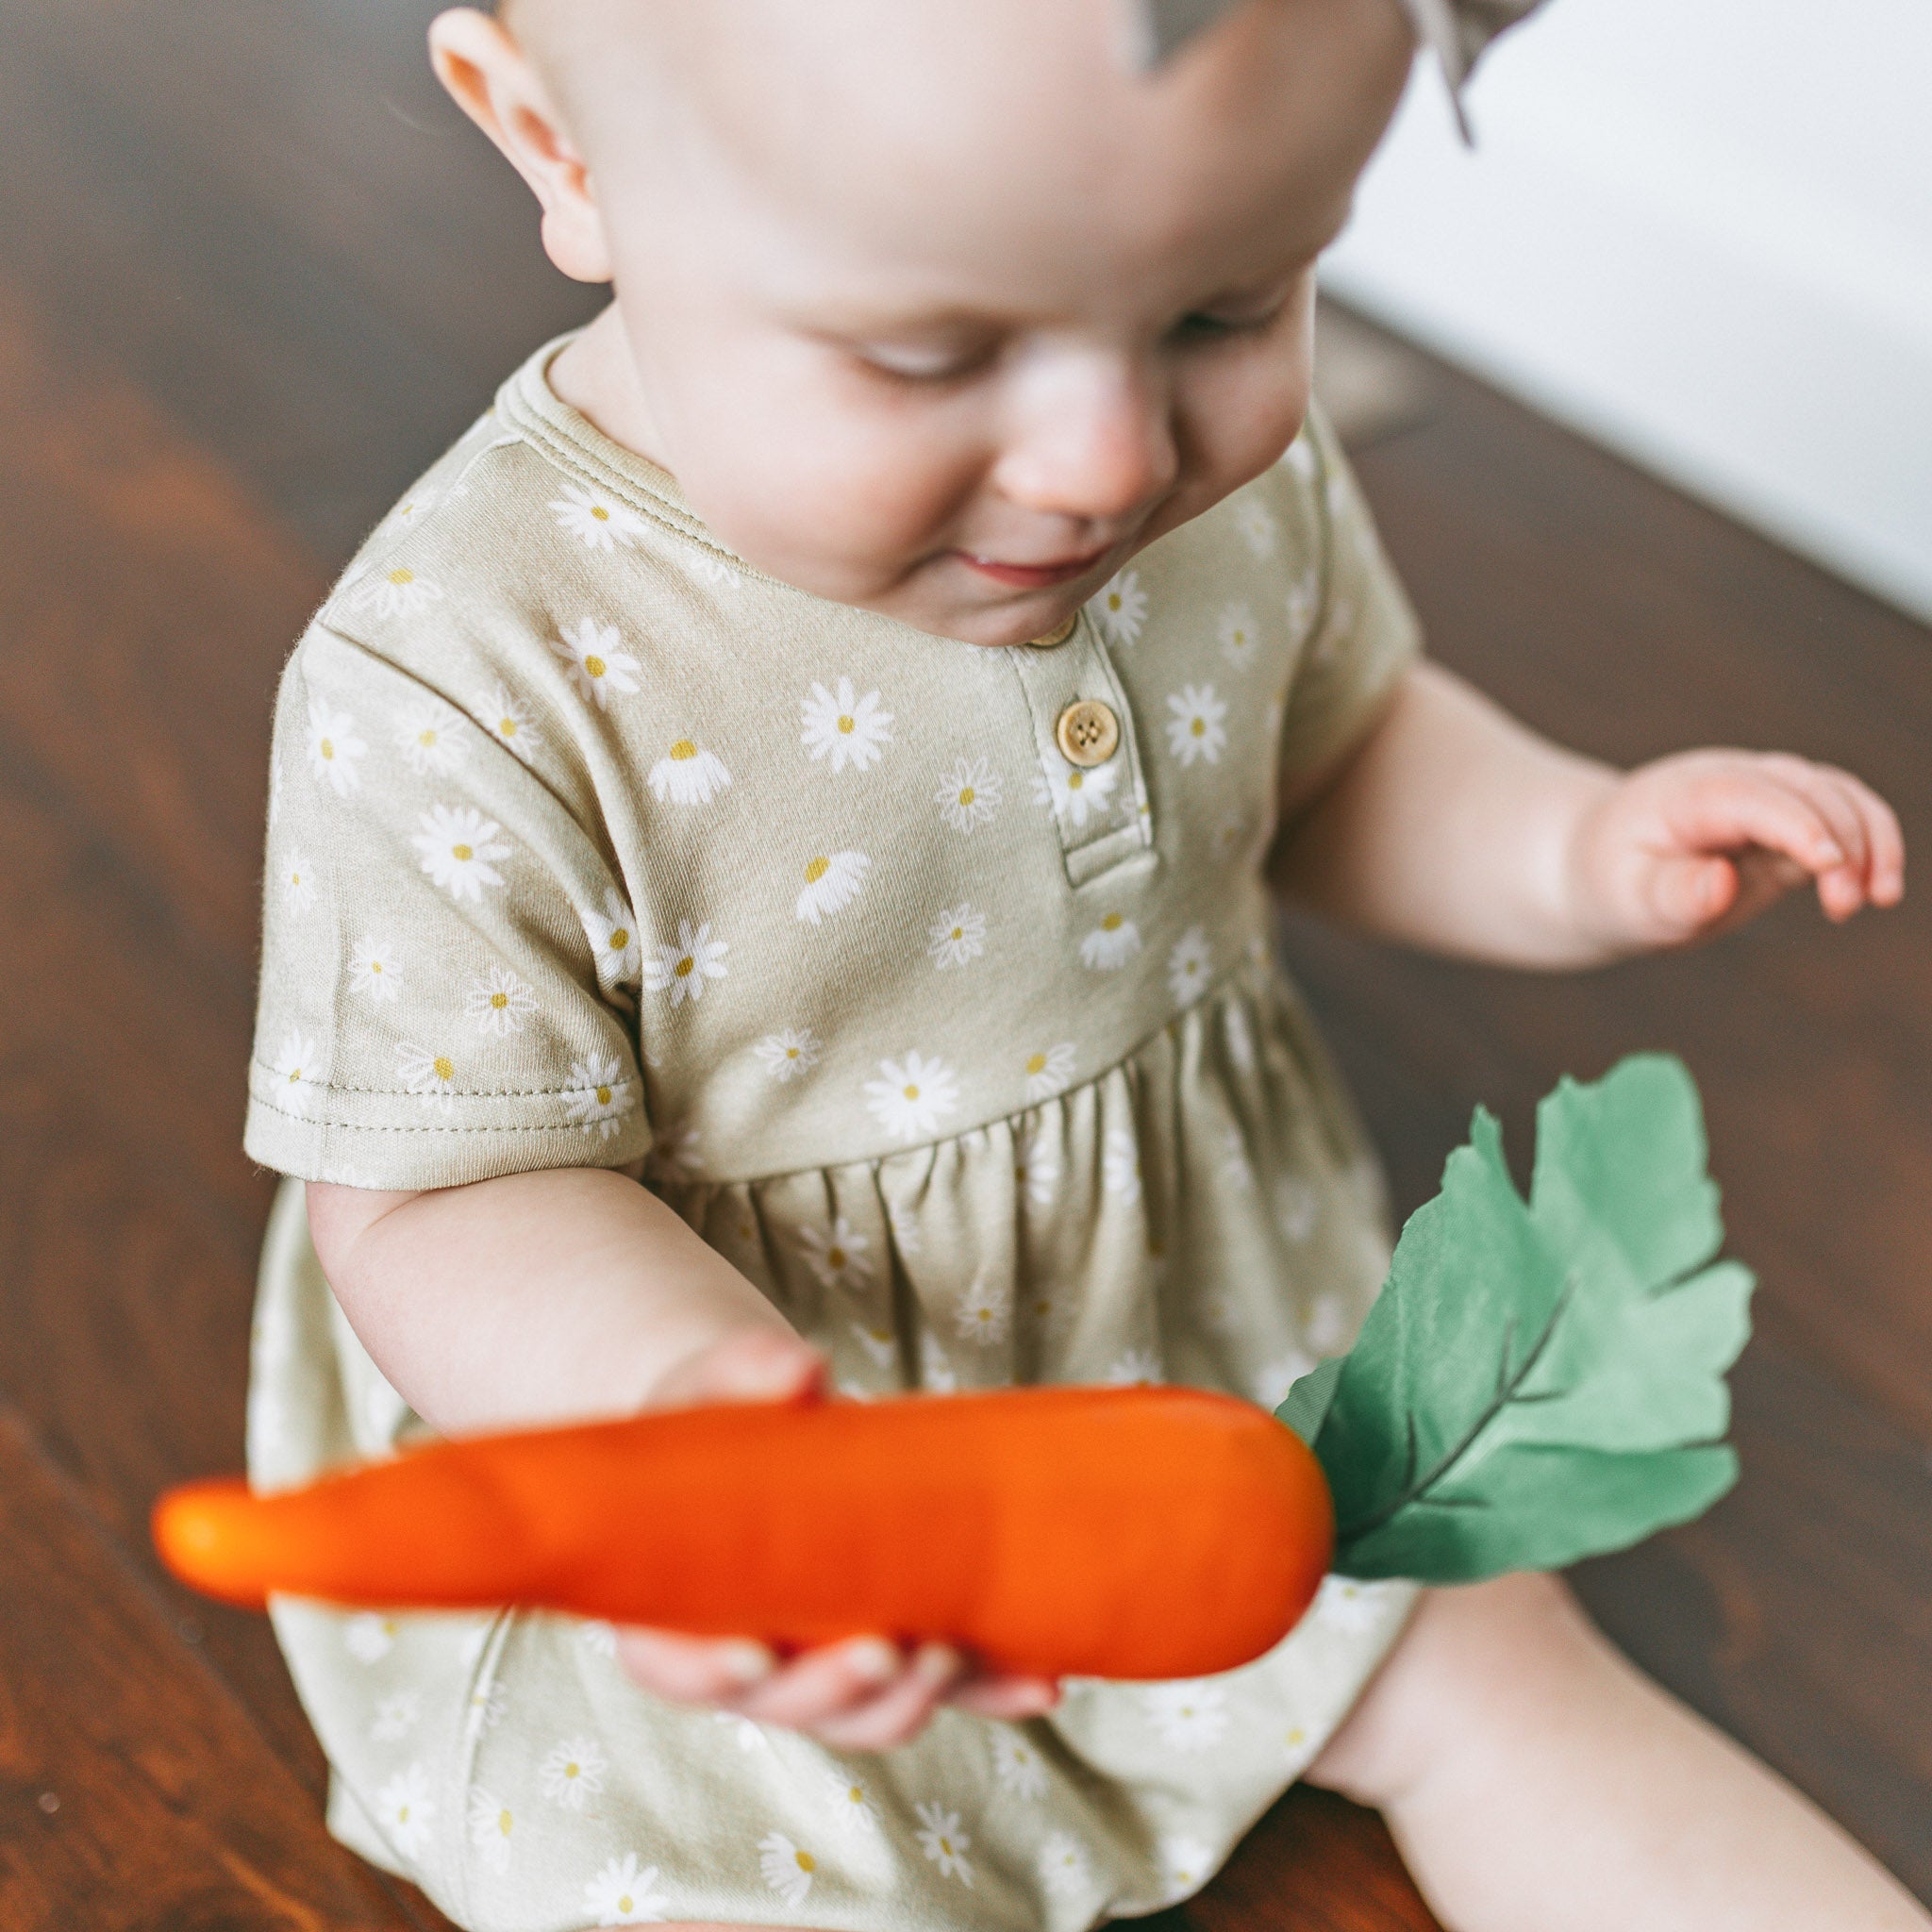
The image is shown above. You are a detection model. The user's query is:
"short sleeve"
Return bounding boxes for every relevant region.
[1275,408,1423,783]
[245,624,652,1190]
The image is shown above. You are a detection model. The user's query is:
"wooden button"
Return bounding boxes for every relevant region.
[1056,698,1120,768]
[1026,614,1078,649]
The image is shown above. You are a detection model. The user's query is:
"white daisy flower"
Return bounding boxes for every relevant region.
[351,564,444,621]
[1168,924,1214,1005]
[306,695,367,796]
[268,1028,320,1117]
[395,1041,458,1115]
[824,1771,880,1834]
[464,1680,508,1740]
[1144,1679,1230,1752]
[1013,1132,1059,1209]
[374,1762,436,1861]
[581,888,642,991]
[538,1735,608,1810]
[1274,1175,1319,1243]
[1285,570,1320,644]
[1101,1127,1142,1203]
[281,852,317,915]
[797,1217,873,1291]
[1023,1042,1076,1102]
[753,1026,822,1082]
[687,550,741,590]
[1158,1835,1217,1902]
[863,1050,960,1142]
[1108,1347,1164,1387]
[371,1691,422,1743]
[464,965,538,1037]
[1307,1290,1354,1355]
[551,616,641,710]
[1217,600,1260,669]
[475,682,541,762]
[1039,1831,1092,1899]
[1165,683,1229,765]
[1233,494,1278,557]
[1079,913,1141,971]
[714,1709,770,1752]
[410,804,510,901]
[466,1786,515,1876]
[346,935,402,1004]
[1220,1128,1257,1192]
[343,1612,396,1662]
[794,849,870,924]
[578,1619,619,1659]
[1032,752,1119,828]
[1314,1574,1398,1632]
[583,1853,669,1925]
[1224,1001,1257,1074]
[990,1729,1049,1799]
[851,1323,898,1370]
[564,1054,633,1140]
[918,1330,958,1394]
[954,1278,1011,1347]
[1251,1348,1319,1411]
[648,1120,704,1182]
[644,919,729,1007]
[913,1803,974,1886]
[548,481,651,552]
[934,755,1002,832]
[392,695,469,777]
[927,903,987,969]
[647,738,732,807]
[1091,569,1148,647]
[800,677,892,773]
[758,1832,817,1908]
[887,1201,924,1256]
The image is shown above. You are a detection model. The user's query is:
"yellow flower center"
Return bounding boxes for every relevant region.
[785,1045,800,1060]
[608,927,629,950]
[497,1808,512,1838]
[287,1068,301,1085]
[940,1838,954,1856]
[1067,771,1084,791]
[1286,1725,1306,1746]
[290,871,301,886]
[1025,1052,1047,1074]
[1108,591,1123,611]
[418,729,436,747]
[950,925,964,941]
[595,1085,612,1106]
[848,1785,865,1803]
[669,739,697,760]
[902,1083,920,1102]
[675,955,694,976]
[836,714,855,734]
[804,856,830,884]
[565,1761,580,1779]
[370,960,382,974]
[618,1899,632,1915]
[397,1804,410,1823]
[826,1246,846,1270]
[389,567,414,586]
[584,654,607,678]
[1102,912,1123,931]
[796,1851,816,1874]
[958,786,974,806]
[320,738,334,759]
[499,717,517,737]
[974,1307,991,1324]
[453,845,476,866]
[591,505,610,521]
[1191,717,1206,736]
[433,1057,454,1082]
[490,991,508,1009]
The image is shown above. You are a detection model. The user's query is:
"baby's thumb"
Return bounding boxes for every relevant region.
[1648,853,1737,931]
[652,1326,824,1410]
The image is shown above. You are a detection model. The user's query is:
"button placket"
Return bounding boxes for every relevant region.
[1006,613,1154,888]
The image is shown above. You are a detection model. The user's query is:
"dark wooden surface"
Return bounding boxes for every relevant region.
[0,2,1924,1926]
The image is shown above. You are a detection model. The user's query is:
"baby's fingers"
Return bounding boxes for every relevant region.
[615,1626,780,1705]
[1758,755,1904,912]
[726,1636,909,1730]
[808,1642,967,1752]
[1659,767,1846,880]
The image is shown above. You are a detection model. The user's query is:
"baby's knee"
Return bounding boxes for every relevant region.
[1307,1571,1601,1808]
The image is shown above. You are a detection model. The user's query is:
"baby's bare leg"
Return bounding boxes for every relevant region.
[1308,1572,1928,1932]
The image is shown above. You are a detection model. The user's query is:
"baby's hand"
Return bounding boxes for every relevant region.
[1568,748,1904,954]
[612,1329,1060,1749]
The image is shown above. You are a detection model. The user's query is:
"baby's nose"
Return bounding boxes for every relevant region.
[991,357,1180,523]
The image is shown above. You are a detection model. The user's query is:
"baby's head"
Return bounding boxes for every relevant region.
[431,0,1413,645]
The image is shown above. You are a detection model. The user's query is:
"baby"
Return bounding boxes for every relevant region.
[242,0,1924,1927]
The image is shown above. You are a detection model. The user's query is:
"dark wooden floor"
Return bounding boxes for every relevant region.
[1,3,1926,1925]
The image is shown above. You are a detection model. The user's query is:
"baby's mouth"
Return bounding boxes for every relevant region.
[953,543,1115,590]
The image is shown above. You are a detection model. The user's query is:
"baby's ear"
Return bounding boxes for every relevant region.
[427,7,614,285]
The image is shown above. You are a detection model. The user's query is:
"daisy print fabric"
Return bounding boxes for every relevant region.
[246,335,1428,1932]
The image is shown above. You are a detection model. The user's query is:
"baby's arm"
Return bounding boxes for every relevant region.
[308,1173,1058,1746]
[1274,659,1903,964]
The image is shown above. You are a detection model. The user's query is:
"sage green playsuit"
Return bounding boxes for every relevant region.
[242,332,1421,1932]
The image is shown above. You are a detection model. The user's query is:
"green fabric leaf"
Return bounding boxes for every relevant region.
[1275,1354,1344,1446]
[1300,1054,1754,1583]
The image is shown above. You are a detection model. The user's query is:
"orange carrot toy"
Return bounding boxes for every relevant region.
[155,1384,1334,1681]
